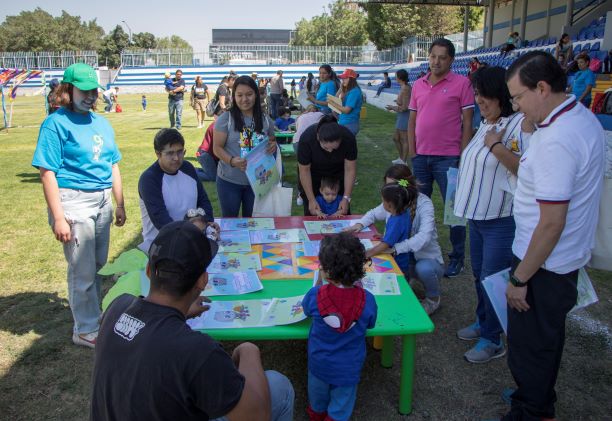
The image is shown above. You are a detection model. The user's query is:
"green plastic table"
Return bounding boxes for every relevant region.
[102,216,434,414]
[274,131,295,142]
[279,143,295,156]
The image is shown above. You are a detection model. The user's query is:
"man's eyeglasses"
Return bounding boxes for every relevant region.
[509,88,531,105]
[161,149,186,158]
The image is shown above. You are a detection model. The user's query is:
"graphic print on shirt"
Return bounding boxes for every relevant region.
[113,313,145,341]
[239,126,268,158]
[92,134,104,161]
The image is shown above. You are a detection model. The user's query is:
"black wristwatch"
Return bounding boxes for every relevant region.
[510,273,528,287]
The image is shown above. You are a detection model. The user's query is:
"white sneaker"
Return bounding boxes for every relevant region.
[392,158,406,165]
[72,331,98,349]
[420,297,440,316]
[296,195,304,206]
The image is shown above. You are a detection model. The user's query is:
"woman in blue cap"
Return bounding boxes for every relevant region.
[32,63,126,348]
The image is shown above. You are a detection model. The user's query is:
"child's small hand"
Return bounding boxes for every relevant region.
[316,211,327,219]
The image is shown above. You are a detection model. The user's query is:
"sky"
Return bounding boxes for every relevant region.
[0,0,332,51]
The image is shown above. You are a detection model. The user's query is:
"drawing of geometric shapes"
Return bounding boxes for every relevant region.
[298,266,316,275]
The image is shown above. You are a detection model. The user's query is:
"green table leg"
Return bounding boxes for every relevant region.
[399,335,416,415]
[380,336,394,368]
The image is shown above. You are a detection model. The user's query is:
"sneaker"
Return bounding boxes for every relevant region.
[72,331,98,349]
[392,158,405,165]
[296,195,303,206]
[464,338,506,363]
[444,259,464,277]
[457,321,481,341]
[420,297,440,316]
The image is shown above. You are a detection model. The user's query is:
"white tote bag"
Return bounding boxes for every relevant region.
[589,132,612,271]
[252,148,293,217]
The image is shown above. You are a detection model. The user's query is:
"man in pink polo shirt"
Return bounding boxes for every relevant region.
[408,38,474,278]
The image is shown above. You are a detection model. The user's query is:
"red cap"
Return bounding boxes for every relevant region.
[338,69,359,79]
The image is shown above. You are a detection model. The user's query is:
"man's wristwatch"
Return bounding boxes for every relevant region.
[510,273,528,287]
[342,195,351,203]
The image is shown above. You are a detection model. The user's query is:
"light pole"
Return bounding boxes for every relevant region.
[121,20,133,45]
[323,6,328,63]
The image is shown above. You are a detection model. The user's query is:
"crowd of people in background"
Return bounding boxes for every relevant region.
[34,27,609,420]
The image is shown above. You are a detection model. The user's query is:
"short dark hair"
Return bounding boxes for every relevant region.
[470,66,514,118]
[318,233,367,286]
[506,51,566,93]
[576,53,591,64]
[149,259,197,297]
[316,115,345,143]
[320,177,340,192]
[154,128,185,152]
[383,71,389,76]
[277,106,290,116]
[396,69,408,83]
[429,38,455,58]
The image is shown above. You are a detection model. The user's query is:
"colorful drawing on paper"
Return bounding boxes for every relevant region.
[203,270,263,296]
[301,239,374,257]
[187,300,271,329]
[261,295,306,326]
[357,273,401,295]
[258,243,298,278]
[303,220,371,234]
[216,218,275,231]
[208,253,262,273]
[367,255,402,274]
[250,229,307,244]
[217,230,252,253]
[245,140,280,199]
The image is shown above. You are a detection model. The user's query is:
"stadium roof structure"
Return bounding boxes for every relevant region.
[349,0,487,6]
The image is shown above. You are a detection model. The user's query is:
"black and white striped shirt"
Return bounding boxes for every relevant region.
[454,113,530,220]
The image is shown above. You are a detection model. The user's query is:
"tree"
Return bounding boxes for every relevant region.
[292,0,367,46]
[156,35,193,50]
[99,25,129,67]
[133,32,157,49]
[457,6,484,32]
[0,8,103,52]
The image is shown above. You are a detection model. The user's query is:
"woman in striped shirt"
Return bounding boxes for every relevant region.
[453,66,535,364]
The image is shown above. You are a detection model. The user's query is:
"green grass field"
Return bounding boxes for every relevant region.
[0,94,610,420]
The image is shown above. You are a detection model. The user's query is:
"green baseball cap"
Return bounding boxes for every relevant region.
[62,63,104,91]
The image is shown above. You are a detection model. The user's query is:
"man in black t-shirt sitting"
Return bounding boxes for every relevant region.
[91,220,294,421]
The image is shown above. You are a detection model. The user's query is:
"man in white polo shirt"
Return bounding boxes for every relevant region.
[502,51,605,421]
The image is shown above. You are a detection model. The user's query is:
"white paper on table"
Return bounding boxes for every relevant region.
[482,268,511,334]
[218,230,252,253]
[298,90,313,109]
[302,238,374,257]
[208,253,262,273]
[303,220,371,235]
[358,273,401,295]
[187,299,272,329]
[215,217,275,231]
[250,228,306,244]
[203,270,263,296]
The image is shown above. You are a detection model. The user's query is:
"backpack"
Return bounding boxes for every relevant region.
[115,103,123,113]
[599,91,612,115]
[205,94,219,117]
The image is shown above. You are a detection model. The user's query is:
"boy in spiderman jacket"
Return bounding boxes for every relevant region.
[302,233,378,421]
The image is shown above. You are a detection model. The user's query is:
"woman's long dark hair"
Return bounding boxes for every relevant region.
[307,72,314,92]
[320,64,340,90]
[229,75,265,133]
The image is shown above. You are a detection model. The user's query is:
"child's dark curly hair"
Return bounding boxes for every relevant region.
[318,232,367,286]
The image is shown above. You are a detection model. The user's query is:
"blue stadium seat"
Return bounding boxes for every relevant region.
[573,44,582,55]
[582,43,591,51]
[591,42,600,51]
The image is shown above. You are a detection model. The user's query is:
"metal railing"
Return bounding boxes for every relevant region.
[0,51,98,69]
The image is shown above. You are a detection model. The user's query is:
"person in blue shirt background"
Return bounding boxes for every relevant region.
[571,53,597,108]
[303,233,377,421]
[274,107,296,132]
[32,63,126,349]
[315,177,342,218]
[307,64,339,115]
[336,69,363,136]
[365,181,417,276]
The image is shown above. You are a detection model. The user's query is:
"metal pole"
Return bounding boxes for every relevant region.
[565,0,574,27]
[520,0,528,41]
[486,1,495,48]
[463,6,470,53]
[121,20,133,45]
[324,6,328,63]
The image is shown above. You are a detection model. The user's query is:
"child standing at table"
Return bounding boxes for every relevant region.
[314,177,342,218]
[302,233,378,421]
[363,181,417,276]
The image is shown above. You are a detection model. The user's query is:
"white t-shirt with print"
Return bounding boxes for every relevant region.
[512,96,606,274]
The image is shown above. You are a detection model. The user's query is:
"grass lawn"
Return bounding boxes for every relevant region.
[0,94,610,420]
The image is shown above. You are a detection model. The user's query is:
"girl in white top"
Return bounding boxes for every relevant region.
[344,164,444,316]
[453,67,535,364]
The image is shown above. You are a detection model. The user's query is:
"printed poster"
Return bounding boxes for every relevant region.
[444,167,467,226]
[301,239,374,257]
[303,220,371,235]
[208,253,262,273]
[260,295,307,326]
[204,270,263,296]
[188,299,271,329]
[218,230,252,253]
[357,273,401,295]
[216,218,275,231]
[245,140,280,199]
[250,229,307,244]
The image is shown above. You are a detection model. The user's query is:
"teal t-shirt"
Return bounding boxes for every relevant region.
[316,80,337,113]
[338,87,363,125]
[572,69,596,103]
[32,107,121,190]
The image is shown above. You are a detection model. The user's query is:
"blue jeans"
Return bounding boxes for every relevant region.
[411,155,466,262]
[270,94,281,119]
[216,177,255,217]
[196,151,217,181]
[409,254,443,298]
[308,371,357,421]
[168,99,183,128]
[51,188,113,334]
[341,121,360,136]
[376,84,388,96]
[213,370,294,421]
[468,216,515,344]
[103,96,113,112]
